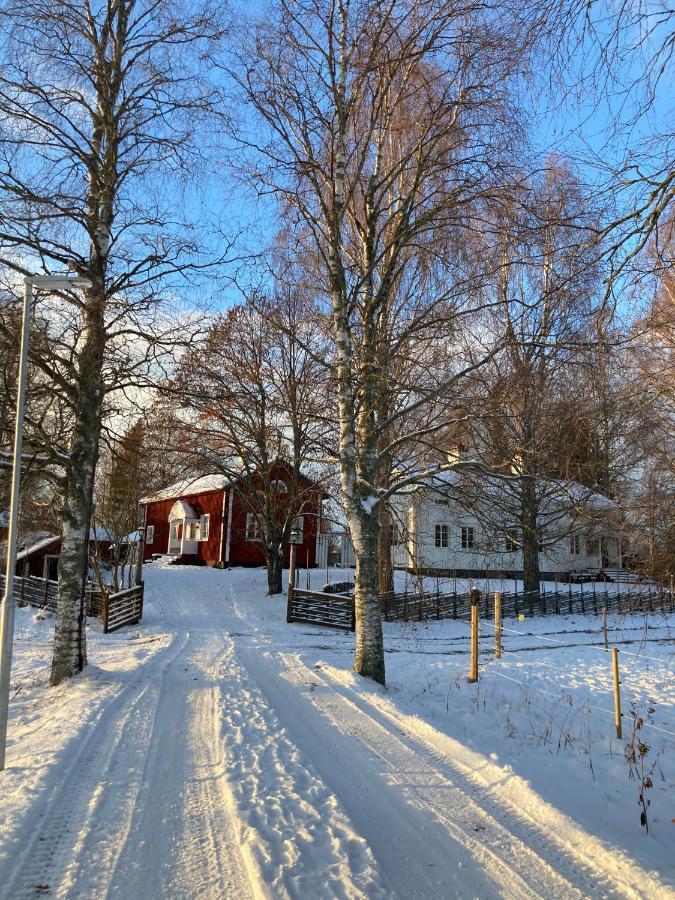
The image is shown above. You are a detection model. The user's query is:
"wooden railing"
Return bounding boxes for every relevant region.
[379,584,674,623]
[102,583,144,633]
[0,573,144,633]
[287,586,355,632]
[0,573,58,611]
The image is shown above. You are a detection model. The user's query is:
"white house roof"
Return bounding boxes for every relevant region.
[141,474,231,504]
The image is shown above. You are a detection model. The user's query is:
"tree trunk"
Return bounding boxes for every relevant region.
[377,505,394,595]
[353,520,386,685]
[520,475,541,596]
[266,547,283,595]
[51,306,104,686]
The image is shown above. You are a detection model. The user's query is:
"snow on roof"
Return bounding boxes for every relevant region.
[169,500,197,520]
[408,466,618,510]
[15,534,59,560]
[141,474,231,504]
[89,527,115,542]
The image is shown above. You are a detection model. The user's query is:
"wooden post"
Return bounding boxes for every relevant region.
[286,542,297,623]
[602,606,608,650]
[469,587,479,682]
[494,591,502,659]
[611,647,622,739]
[135,536,144,587]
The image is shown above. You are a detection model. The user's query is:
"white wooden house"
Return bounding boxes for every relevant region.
[389,471,623,579]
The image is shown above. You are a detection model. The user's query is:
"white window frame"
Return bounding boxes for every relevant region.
[199,514,210,542]
[461,526,475,550]
[245,512,262,541]
[570,534,581,556]
[146,524,155,545]
[292,515,304,539]
[435,524,448,548]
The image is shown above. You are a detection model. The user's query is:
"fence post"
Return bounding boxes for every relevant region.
[494,591,502,659]
[452,592,457,619]
[286,542,297,623]
[469,588,479,682]
[102,591,109,634]
[602,606,608,650]
[611,647,622,740]
[135,536,144,587]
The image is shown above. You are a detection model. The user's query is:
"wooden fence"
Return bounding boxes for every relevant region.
[102,584,144,633]
[380,583,674,623]
[287,587,355,631]
[0,573,144,632]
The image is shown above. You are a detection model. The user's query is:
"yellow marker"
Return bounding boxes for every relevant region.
[518,614,525,621]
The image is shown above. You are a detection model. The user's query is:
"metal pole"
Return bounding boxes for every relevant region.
[0,280,33,771]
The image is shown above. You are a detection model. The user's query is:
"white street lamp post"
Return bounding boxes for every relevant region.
[0,273,92,771]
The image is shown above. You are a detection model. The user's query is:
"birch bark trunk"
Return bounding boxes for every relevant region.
[50,302,105,686]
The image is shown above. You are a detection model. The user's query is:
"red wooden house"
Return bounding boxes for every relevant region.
[140,468,323,568]
[7,528,116,581]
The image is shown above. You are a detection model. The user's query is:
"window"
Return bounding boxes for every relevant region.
[146,525,154,545]
[389,523,402,546]
[270,479,288,494]
[199,514,210,542]
[435,524,448,548]
[461,526,475,550]
[505,528,519,553]
[570,534,581,556]
[246,513,262,541]
[293,515,304,537]
[186,521,199,541]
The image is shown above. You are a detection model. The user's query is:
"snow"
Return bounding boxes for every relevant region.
[141,473,231,503]
[360,495,379,515]
[1,563,673,898]
[14,534,59,560]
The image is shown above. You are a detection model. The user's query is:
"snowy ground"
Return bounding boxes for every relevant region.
[0,563,673,899]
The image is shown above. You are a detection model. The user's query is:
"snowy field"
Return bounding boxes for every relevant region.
[0,563,673,899]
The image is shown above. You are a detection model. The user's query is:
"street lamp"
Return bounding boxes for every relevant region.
[0,273,92,771]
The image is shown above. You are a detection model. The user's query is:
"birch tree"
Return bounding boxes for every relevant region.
[230,0,533,683]
[0,0,227,684]
[460,165,611,592]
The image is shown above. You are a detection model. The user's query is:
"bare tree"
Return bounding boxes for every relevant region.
[230,0,535,683]
[0,0,227,683]
[458,163,610,592]
[172,291,331,594]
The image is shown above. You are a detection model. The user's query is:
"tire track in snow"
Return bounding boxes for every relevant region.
[1,633,189,900]
[217,634,391,899]
[105,631,253,900]
[284,654,670,900]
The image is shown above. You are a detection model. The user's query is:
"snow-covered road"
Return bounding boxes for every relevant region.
[1,564,673,899]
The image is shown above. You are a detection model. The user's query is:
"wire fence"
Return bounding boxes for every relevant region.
[469,596,675,745]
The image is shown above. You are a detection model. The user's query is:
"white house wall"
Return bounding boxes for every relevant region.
[390,492,621,577]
